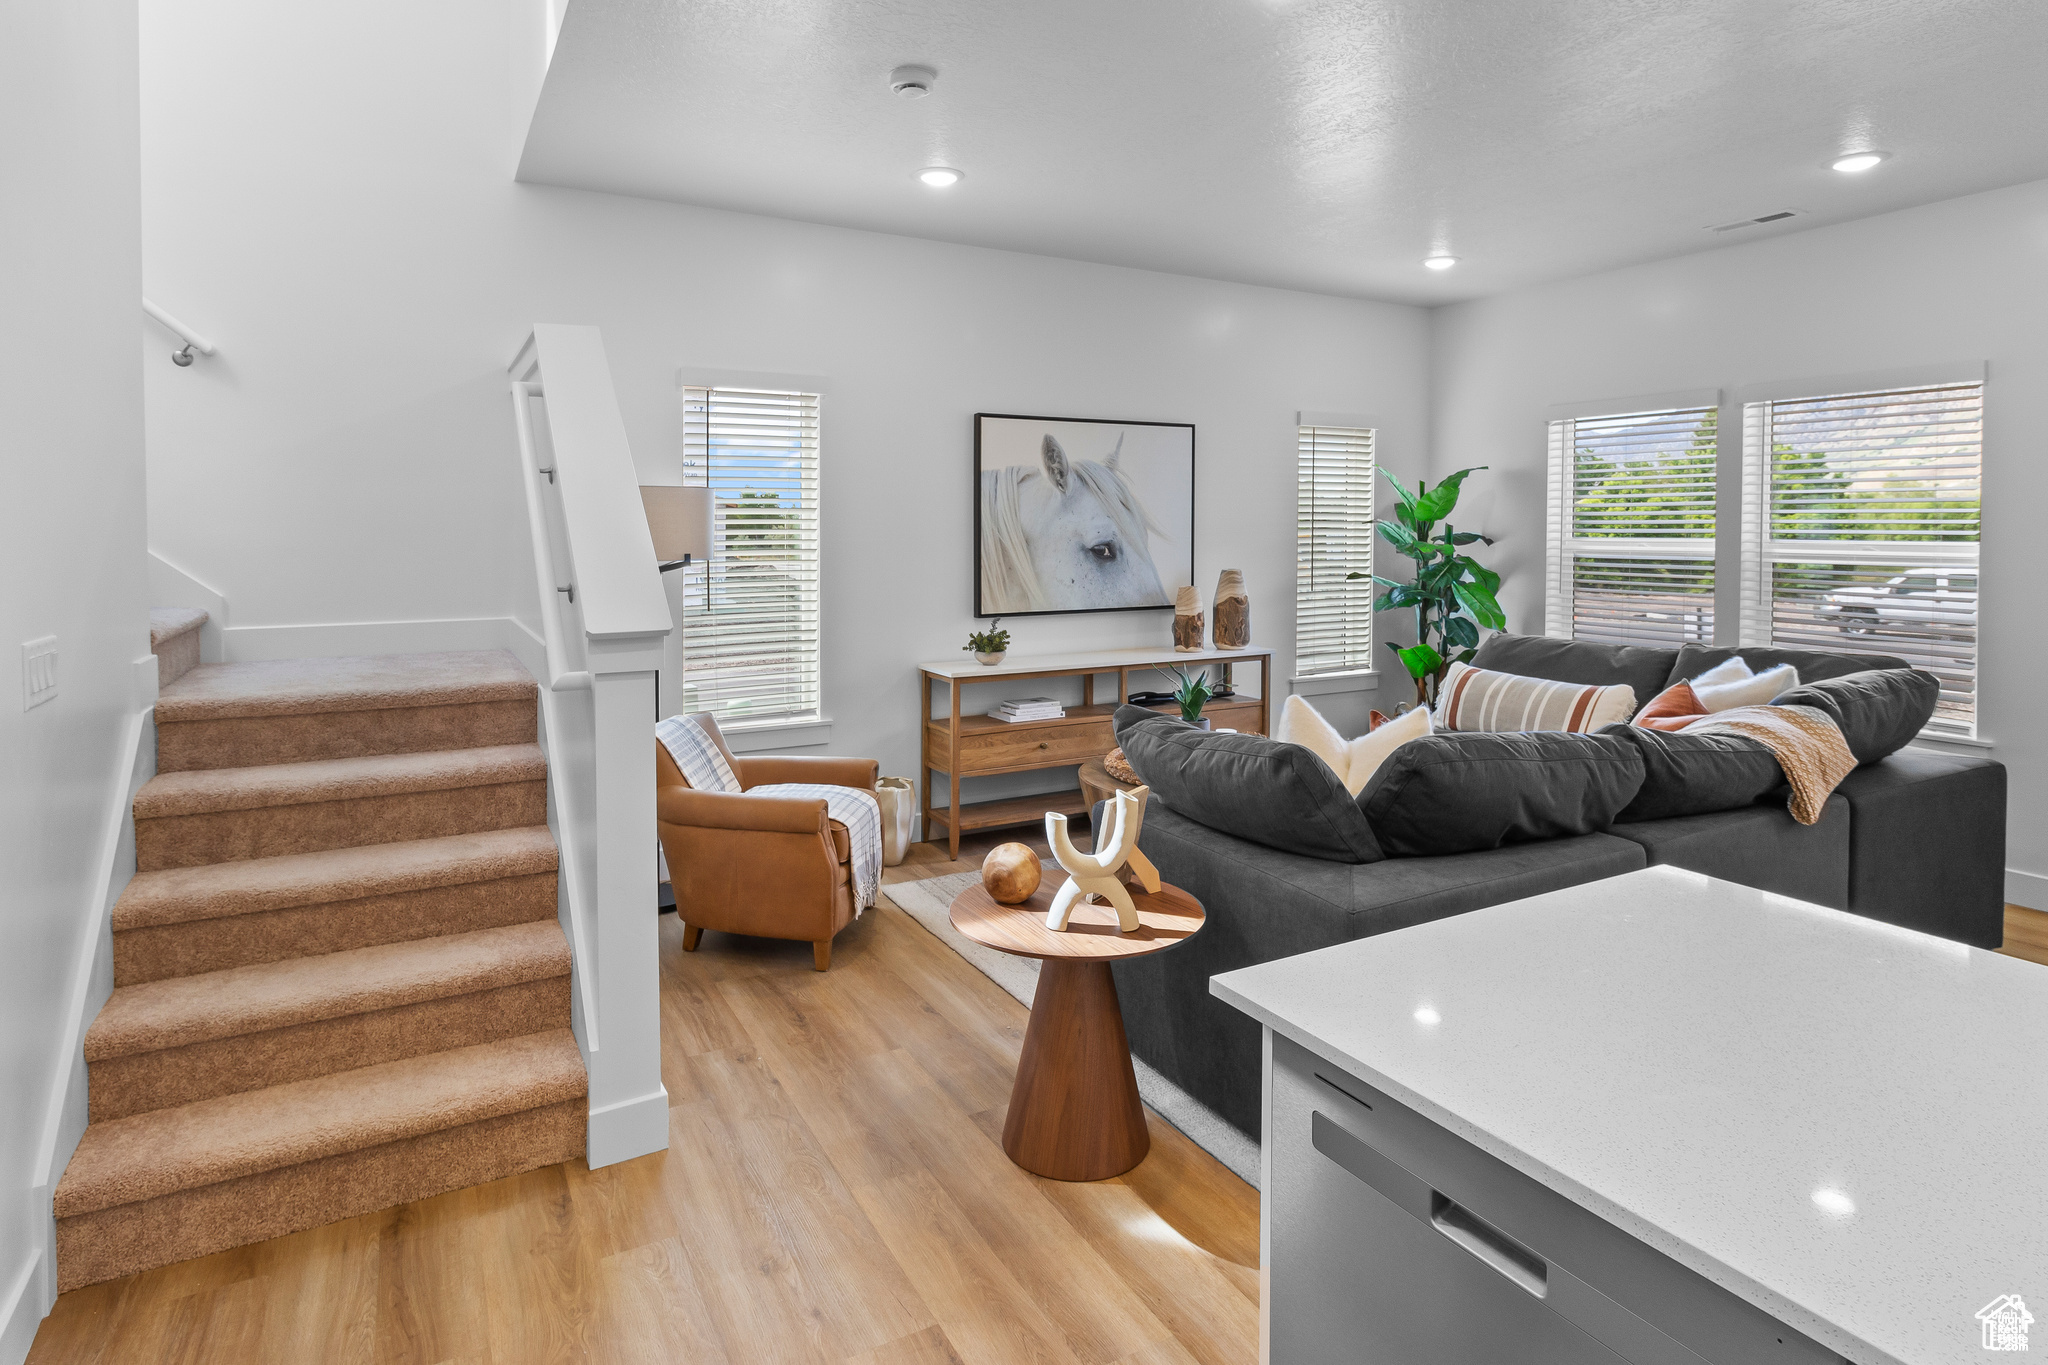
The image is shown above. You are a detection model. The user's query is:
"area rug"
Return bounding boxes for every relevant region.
[882,870,1260,1188]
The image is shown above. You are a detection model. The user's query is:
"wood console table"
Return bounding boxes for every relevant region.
[918,646,1272,858]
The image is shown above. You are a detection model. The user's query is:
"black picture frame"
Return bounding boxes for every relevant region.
[973,412,1196,619]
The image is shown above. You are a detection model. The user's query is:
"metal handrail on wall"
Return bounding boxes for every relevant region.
[141,298,216,366]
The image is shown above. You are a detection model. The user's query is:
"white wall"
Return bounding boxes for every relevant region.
[139,0,1428,789]
[1430,179,2048,902]
[0,0,148,1354]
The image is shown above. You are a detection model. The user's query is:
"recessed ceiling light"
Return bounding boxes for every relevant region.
[918,166,963,188]
[1424,255,1458,271]
[1811,1187,1856,1216]
[1831,152,1887,174]
[1413,1006,1441,1025]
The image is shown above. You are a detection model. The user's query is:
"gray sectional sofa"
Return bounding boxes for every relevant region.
[1108,634,2007,1142]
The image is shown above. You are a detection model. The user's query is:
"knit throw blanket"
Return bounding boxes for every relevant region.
[750,783,882,913]
[1682,703,1858,825]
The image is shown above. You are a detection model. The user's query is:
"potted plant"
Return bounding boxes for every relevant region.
[965,619,1011,666]
[1348,466,1506,710]
[1171,668,1214,729]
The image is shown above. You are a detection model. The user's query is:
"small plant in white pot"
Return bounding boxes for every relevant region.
[1171,668,1213,729]
[965,620,1011,666]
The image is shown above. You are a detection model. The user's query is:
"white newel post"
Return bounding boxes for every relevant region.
[516,323,679,1170]
[584,635,671,1166]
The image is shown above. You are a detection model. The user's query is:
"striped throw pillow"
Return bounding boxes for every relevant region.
[1436,661,1636,734]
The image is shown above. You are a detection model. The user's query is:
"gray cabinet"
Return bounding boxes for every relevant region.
[1268,1034,1846,1365]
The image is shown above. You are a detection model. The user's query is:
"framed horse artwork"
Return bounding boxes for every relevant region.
[974,413,1195,618]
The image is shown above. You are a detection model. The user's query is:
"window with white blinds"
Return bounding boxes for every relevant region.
[1545,405,1718,648]
[676,387,821,726]
[1295,425,1376,676]
[1741,382,1981,734]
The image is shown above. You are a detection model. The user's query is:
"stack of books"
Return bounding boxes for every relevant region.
[987,696,1065,723]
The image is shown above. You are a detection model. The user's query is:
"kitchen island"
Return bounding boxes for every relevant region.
[1212,866,2048,1365]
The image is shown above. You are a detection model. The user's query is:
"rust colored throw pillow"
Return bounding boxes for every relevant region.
[1633,681,1711,732]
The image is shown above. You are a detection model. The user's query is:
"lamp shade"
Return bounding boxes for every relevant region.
[640,485,712,564]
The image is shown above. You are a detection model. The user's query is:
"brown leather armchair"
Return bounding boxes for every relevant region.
[656,713,880,971]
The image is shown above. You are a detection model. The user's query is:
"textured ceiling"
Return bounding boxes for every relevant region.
[517,0,2048,304]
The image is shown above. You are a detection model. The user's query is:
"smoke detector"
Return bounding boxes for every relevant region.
[889,65,937,98]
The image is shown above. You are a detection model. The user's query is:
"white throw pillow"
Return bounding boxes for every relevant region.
[1340,704,1434,795]
[1695,662,1799,712]
[1277,695,1433,796]
[1276,694,1349,779]
[1687,656,1755,689]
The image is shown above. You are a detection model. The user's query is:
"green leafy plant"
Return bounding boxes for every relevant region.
[1170,668,1213,723]
[964,619,1011,655]
[1347,466,1505,709]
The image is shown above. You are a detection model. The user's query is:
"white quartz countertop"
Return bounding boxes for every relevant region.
[1212,866,2048,1365]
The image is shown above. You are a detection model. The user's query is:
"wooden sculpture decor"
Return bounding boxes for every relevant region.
[1213,569,1250,648]
[1172,585,1204,652]
[981,842,1043,904]
[1044,786,1162,932]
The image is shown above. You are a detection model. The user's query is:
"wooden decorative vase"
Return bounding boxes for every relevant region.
[1172,585,1204,652]
[1213,570,1250,648]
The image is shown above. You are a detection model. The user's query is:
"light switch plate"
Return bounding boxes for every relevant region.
[23,636,57,710]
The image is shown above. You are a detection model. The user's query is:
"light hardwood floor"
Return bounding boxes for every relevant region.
[28,829,1261,1365]
[29,828,2048,1364]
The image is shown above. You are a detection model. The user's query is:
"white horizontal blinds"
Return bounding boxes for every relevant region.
[1547,406,1717,648]
[1753,383,1982,734]
[1295,426,1375,676]
[678,387,822,725]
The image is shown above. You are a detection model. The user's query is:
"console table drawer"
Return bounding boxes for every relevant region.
[956,721,1113,771]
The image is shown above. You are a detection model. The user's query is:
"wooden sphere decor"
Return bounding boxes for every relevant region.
[982,843,1043,904]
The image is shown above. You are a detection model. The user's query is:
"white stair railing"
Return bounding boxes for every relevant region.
[508,325,673,1169]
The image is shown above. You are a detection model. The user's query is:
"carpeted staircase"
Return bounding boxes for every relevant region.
[54,649,586,1290]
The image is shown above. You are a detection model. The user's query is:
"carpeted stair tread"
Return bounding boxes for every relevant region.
[113,827,558,931]
[134,743,545,819]
[148,609,208,649]
[85,921,570,1060]
[56,1029,585,1218]
[155,649,534,723]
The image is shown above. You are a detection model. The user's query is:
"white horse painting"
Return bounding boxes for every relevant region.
[980,432,1172,613]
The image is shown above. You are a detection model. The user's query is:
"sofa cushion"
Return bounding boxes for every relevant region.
[1834,750,2005,946]
[1666,643,1909,688]
[1772,669,1939,765]
[1600,724,1785,822]
[1609,794,1851,909]
[1471,632,1677,710]
[1436,661,1636,732]
[1359,731,1645,857]
[1114,801,1647,1139]
[1112,705,1382,863]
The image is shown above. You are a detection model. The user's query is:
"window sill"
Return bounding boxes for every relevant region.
[1289,670,1379,697]
[721,717,833,752]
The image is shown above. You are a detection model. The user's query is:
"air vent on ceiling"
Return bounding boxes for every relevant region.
[1707,209,1803,233]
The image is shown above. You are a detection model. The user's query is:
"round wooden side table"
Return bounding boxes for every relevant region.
[949,878,1205,1181]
